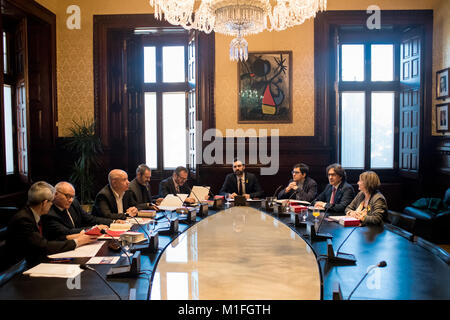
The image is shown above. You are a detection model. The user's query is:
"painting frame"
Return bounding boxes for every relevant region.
[436,103,449,133]
[237,51,293,124]
[436,68,449,100]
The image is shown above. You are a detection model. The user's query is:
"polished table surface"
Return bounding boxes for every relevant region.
[0,203,449,300]
[150,207,320,300]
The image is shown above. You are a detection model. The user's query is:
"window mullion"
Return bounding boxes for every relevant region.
[365,44,371,170]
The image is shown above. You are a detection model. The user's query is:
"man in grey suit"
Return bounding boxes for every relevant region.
[125,164,162,210]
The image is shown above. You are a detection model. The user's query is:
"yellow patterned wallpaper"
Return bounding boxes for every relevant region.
[432,0,450,136]
[35,0,442,137]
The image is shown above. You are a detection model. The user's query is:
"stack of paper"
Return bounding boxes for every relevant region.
[109,223,132,231]
[24,263,83,278]
[48,241,104,259]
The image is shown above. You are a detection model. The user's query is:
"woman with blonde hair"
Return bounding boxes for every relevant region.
[345,171,387,225]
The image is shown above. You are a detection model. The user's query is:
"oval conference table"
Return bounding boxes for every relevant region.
[150,207,320,300]
[0,203,449,300]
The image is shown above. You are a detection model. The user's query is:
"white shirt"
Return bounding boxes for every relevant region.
[111,187,124,213]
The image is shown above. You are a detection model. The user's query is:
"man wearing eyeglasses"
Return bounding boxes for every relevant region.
[313,163,355,215]
[42,181,118,241]
[5,181,98,268]
[277,163,317,202]
[158,166,195,203]
[92,169,139,219]
[219,159,264,199]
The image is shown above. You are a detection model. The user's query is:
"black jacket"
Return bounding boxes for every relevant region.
[42,199,113,241]
[92,185,128,220]
[314,182,355,215]
[219,172,264,199]
[277,176,318,202]
[5,207,76,268]
[125,178,153,210]
[158,177,191,198]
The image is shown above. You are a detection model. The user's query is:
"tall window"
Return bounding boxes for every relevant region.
[338,31,397,170]
[143,36,189,170]
[2,31,16,175]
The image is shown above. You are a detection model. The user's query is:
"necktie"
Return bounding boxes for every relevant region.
[38,220,43,236]
[330,187,337,204]
[238,178,244,195]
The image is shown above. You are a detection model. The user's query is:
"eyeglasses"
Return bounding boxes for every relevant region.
[176,174,188,182]
[292,171,301,175]
[57,191,75,200]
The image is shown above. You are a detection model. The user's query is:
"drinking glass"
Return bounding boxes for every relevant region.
[301,208,308,222]
[312,208,320,223]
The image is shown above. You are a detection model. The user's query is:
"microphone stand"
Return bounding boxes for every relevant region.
[318,226,358,265]
[101,230,141,278]
[275,188,298,215]
[347,261,387,300]
[127,215,159,254]
[305,207,333,241]
[80,264,122,300]
[185,185,208,218]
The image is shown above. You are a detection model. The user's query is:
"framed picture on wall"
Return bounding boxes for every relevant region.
[436,103,449,133]
[436,68,449,99]
[238,51,292,123]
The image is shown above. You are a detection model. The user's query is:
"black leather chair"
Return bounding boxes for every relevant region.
[403,188,450,244]
[388,210,416,234]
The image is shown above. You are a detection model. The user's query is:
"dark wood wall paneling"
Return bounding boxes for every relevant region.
[0,0,56,207]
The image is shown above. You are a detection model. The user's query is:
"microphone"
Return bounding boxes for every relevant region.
[173,192,187,207]
[272,185,283,199]
[185,184,202,204]
[347,261,387,300]
[306,206,333,241]
[79,264,122,300]
[127,215,159,253]
[203,185,215,198]
[100,229,132,266]
[336,226,359,254]
[275,188,298,215]
[318,226,359,265]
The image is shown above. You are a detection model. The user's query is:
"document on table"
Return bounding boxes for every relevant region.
[24,263,83,278]
[86,256,120,265]
[48,241,104,259]
[158,194,187,211]
[189,186,210,202]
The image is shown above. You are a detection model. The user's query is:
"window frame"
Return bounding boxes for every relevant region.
[141,33,190,173]
[336,29,401,173]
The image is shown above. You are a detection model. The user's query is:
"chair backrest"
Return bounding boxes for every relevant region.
[388,210,416,233]
[0,259,26,287]
[443,188,450,208]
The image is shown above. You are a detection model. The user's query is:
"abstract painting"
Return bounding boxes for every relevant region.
[238,51,292,123]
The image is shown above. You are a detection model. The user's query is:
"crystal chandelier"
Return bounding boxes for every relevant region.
[149,0,327,61]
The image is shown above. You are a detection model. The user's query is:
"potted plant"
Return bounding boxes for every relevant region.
[65,119,102,212]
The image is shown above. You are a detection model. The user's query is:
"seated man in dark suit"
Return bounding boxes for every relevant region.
[219,159,264,199]
[125,164,162,210]
[92,169,138,220]
[278,163,318,202]
[158,166,195,203]
[42,181,117,241]
[313,163,355,215]
[5,181,97,268]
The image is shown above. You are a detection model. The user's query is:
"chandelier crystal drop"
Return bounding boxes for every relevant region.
[148,0,327,61]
